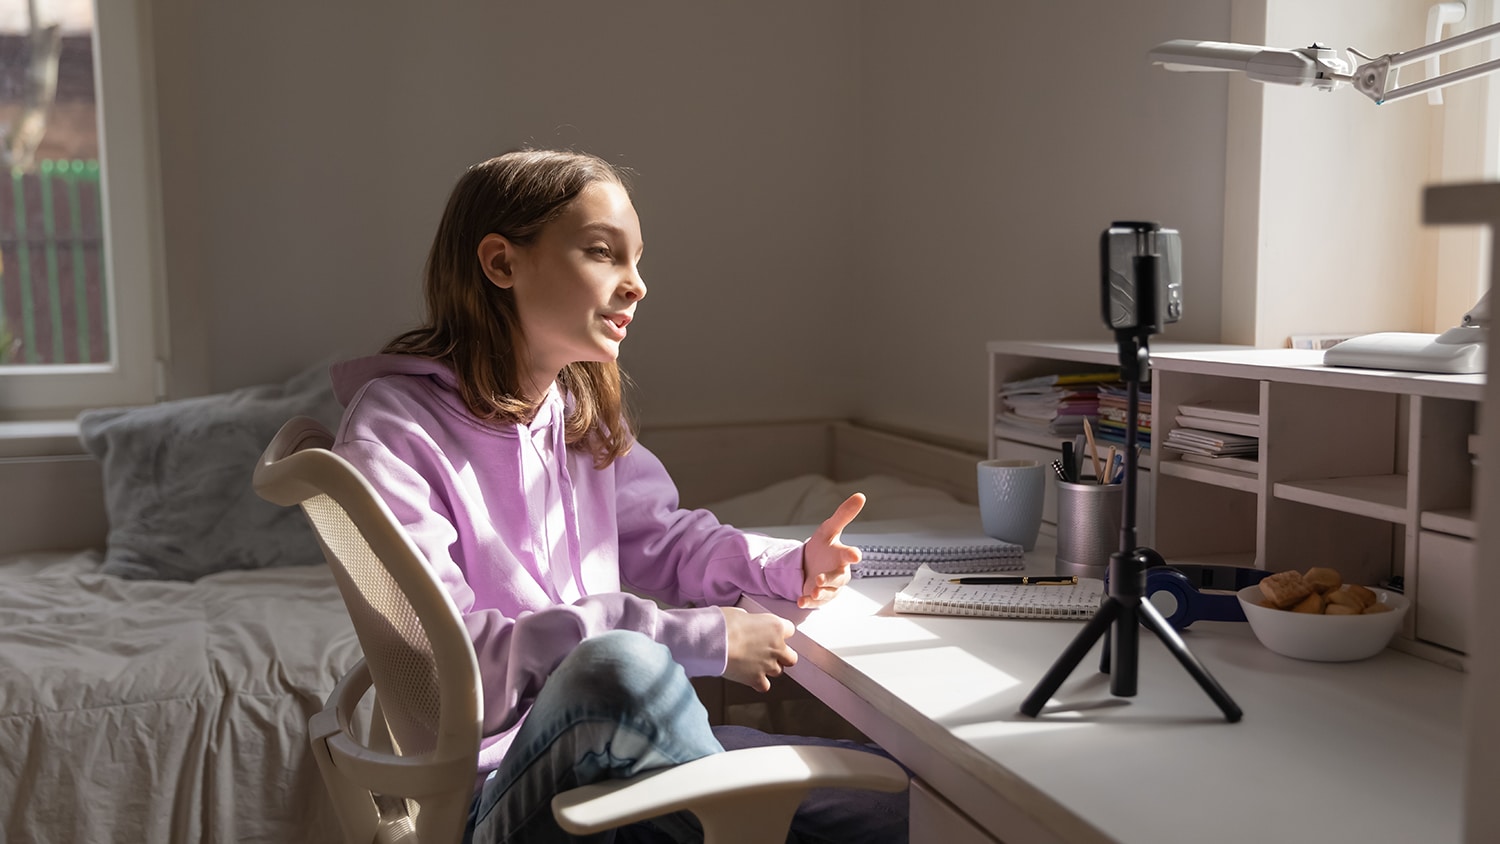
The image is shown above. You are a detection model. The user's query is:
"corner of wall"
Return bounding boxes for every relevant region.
[1221,77,1265,346]
[1219,0,1269,346]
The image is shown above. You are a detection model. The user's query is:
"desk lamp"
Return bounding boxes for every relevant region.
[1149,17,1500,374]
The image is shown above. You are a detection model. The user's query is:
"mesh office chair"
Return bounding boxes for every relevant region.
[254,416,908,843]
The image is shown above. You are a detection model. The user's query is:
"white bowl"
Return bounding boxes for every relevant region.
[1236,584,1409,662]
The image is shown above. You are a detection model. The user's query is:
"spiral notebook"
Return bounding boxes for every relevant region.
[748,513,1026,579]
[848,530,1024,578]
[894,564,1105,619]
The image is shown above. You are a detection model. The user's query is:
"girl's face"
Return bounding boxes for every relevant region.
[486,181,647,397]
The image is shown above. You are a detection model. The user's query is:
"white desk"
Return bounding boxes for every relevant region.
[740,535,1465,844]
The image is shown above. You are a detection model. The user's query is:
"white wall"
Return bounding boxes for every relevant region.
[148,0,1232,449]
[150,0,866,428]
[1223,0,1442,349]
[853,0,1232,444]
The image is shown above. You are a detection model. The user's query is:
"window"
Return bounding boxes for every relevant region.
[0,0,162,420]
[1430,0,1500,329]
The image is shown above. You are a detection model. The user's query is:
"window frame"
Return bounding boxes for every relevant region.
[0,0,165,421]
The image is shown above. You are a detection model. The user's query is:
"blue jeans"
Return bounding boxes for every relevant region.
[467,630,909,843]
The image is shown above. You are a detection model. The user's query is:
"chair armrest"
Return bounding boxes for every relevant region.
[551,744,907,838]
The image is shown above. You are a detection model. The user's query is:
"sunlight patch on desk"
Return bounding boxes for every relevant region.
[951,718,1092,743]
[798,616,939,650]
[810,585,888,616]
[795,588,942,650]
[844,645,1019,719]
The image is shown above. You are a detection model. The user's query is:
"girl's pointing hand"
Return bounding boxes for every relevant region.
[799,493,865,608]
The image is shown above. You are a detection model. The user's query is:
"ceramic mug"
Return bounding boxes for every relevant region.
[976,458,1046,550]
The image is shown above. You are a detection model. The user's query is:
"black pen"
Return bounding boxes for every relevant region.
[948,575,1078,585]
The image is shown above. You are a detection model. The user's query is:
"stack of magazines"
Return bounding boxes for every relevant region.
[1162,400,1260,473]
[1094,384,1152,448]
[995,370,1120,437]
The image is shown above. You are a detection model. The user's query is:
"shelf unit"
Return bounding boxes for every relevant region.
[987,340,1240,547]
[989,340,1480,669]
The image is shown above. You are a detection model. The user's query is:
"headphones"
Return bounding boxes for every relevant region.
[1143,564,1269,630]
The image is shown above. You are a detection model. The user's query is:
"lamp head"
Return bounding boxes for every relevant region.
[1149,39,1350,92]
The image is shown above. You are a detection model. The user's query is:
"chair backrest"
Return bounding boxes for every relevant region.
[255,416,481,839]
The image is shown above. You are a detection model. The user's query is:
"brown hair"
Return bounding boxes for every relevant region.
[384,149,634,468]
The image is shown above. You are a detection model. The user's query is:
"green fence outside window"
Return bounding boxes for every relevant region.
[0,159,107,366]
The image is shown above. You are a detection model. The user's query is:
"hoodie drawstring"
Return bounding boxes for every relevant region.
[518,387,585,603]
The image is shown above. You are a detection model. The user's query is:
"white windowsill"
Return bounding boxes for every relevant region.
[0,420,88,460]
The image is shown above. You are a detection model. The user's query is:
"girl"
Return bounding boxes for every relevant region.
[330,149,908,842]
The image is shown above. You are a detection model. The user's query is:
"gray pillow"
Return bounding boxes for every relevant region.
[78,362,344,580]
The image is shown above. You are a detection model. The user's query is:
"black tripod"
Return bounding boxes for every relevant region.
[1018,328,1242,722]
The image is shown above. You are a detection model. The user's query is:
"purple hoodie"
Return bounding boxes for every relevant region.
[329,355,806,773]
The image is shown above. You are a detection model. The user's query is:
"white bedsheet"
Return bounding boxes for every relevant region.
[0,551,360,844]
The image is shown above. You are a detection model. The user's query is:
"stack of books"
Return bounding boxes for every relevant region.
[1162,400,1260,473]
[995,370,1120,437]
[1094,384,1152,448]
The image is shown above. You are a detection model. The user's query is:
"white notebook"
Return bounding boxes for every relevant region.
[894,564,1105,619]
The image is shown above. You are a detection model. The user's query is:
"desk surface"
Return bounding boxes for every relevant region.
[740,535,1465,844]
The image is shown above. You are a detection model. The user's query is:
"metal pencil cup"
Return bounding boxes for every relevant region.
[1055,480,1124,580]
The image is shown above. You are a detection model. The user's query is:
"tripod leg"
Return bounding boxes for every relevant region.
[1019,598,1122,717]
[1111,599,1139,698]
[1137,599,1243,723]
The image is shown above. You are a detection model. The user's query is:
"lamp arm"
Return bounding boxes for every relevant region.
[1351,21,1500,104]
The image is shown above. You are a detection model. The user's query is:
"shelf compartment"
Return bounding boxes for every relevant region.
[1421,509,1475,540]
[1152,474,1256,563]
[1157,459,1259,493]
[1272,474,1408,524]
[1261,497,1397,588]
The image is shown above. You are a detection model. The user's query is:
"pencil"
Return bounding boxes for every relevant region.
[948,575,1079,585]
[1082,418,1103,482]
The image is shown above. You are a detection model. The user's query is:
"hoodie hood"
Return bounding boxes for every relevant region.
[329,355,565,435]
[330,354,460,407]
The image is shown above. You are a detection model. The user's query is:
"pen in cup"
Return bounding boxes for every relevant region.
[949,575,1079,585]
[1060,441,1077,482]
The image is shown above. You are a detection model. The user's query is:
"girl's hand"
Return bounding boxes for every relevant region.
[719,606,797,692]
[799,492,866,608]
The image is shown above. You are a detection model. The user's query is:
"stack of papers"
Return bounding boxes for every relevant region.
[995,371,1121,437]
[1162,428,1259,457]
[1163,401,1260,458]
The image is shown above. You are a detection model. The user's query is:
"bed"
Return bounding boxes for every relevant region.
[0,374,984,844]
